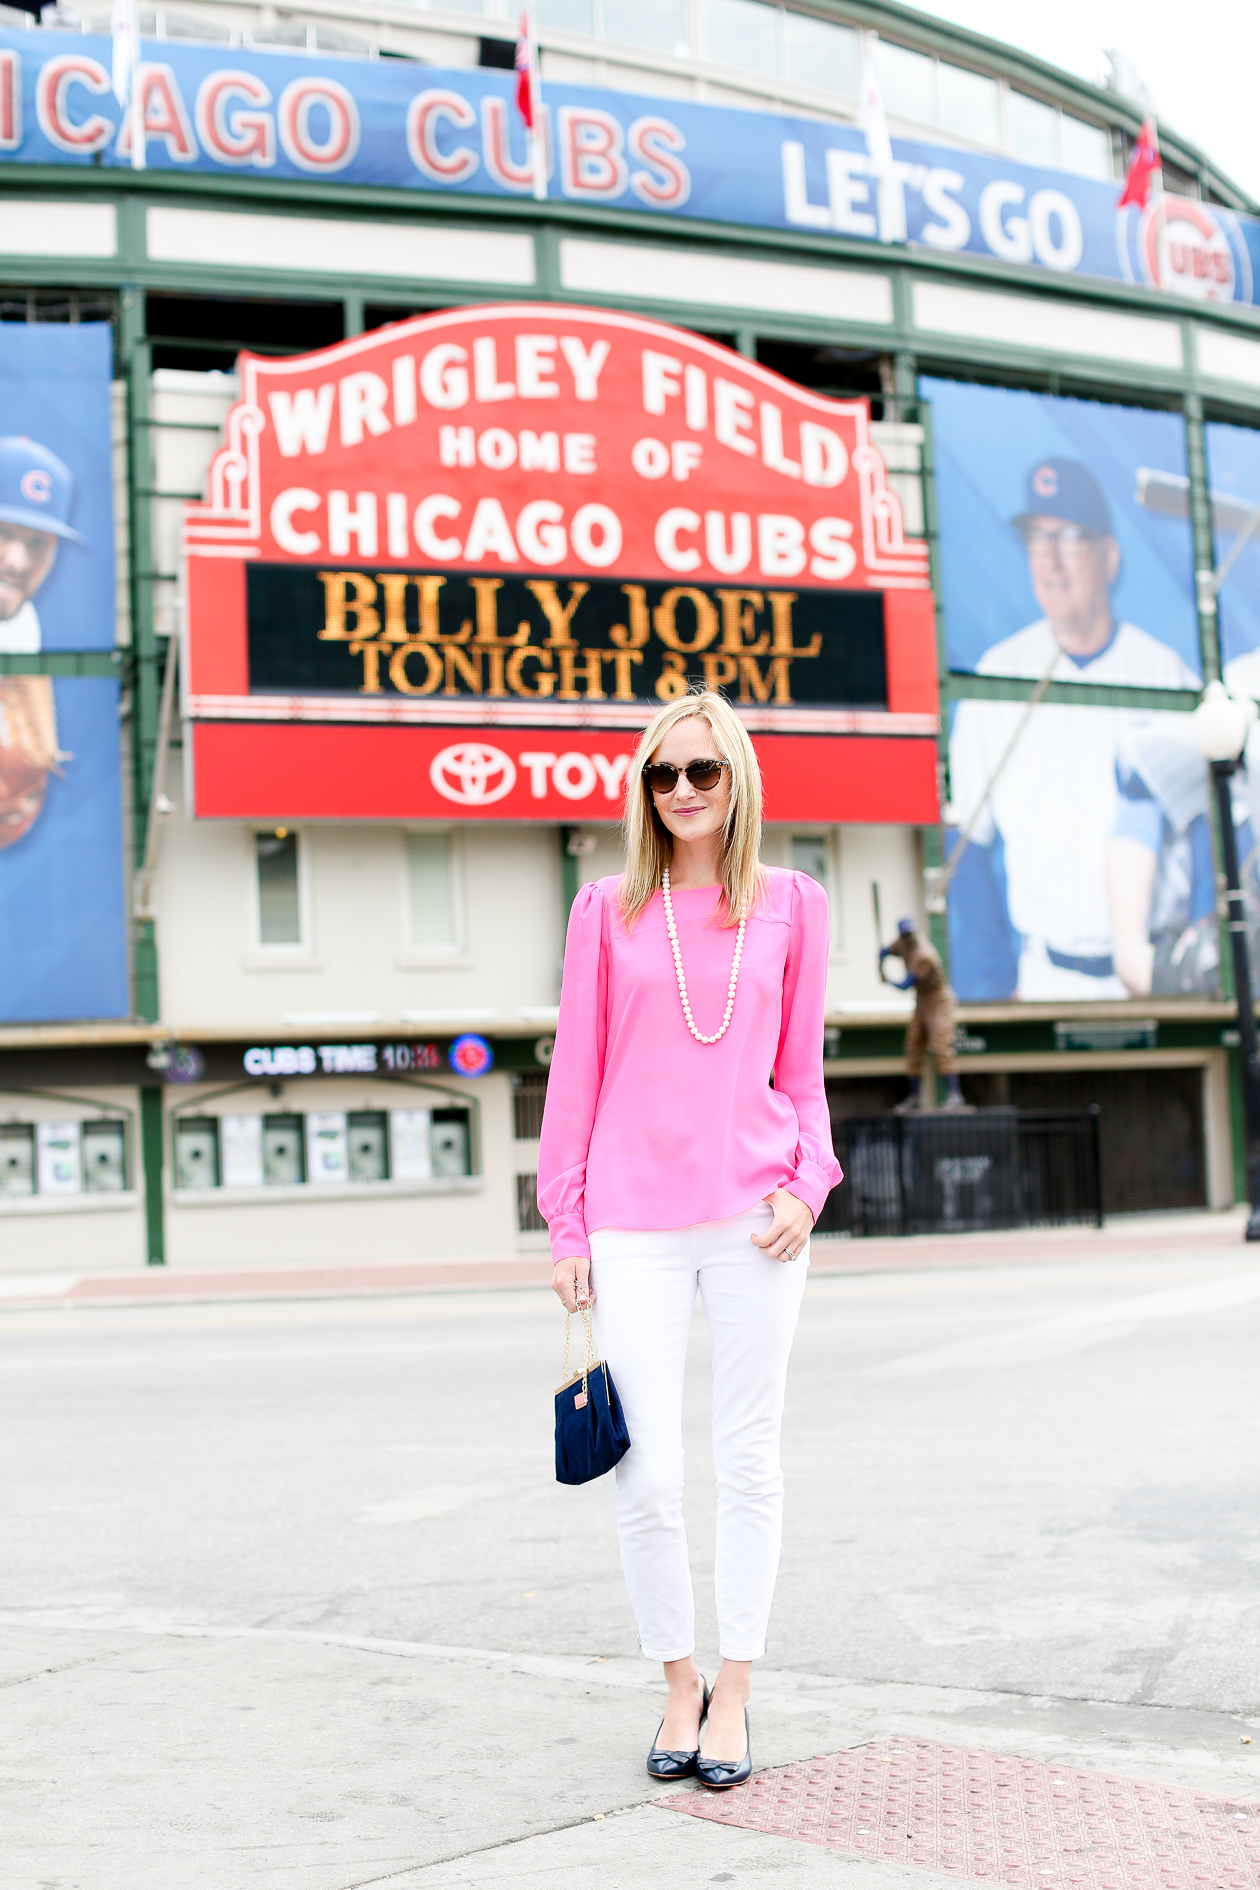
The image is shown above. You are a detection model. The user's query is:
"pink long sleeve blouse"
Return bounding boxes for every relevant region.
[536,868,842,1260]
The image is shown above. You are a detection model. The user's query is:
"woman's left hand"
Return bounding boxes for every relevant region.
[751,1188,814,1263]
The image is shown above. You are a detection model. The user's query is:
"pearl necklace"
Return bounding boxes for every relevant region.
[662,867,745,1046]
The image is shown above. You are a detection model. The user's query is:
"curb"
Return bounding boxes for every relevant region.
[0,1216,1250,1313]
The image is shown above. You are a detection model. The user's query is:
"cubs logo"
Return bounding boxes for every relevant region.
[1118,195,1252,305]
[19,468,51,505]
[449,1033,493,1078]
[1032,464,1059,499]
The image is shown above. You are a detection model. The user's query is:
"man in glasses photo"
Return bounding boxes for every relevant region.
[948,456,1199,1000]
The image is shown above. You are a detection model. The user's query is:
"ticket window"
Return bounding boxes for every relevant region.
[305,1111,350,1185]
[83,1121,128,1193]
[262,1114,305,1186]
[37,1122,83,1194]
[348,1111,390,1182]
[431,1109,472,1178]
[176,1118,221,1190]
[0,1124,34,1196]
[172,1107,471,1189]
[389,1107,431,1180]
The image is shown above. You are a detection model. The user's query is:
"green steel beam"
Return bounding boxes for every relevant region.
[118,286,162,1019]
[1229,1042,1248,1202]
[1183,389,1222,683]
[0,651,126,678]
[139,1085,166,1266]
[560,827,580,927]
[534,221,562,299]
[892,350,917,421]
[944,672,1201,713]
[114,189,145,275]
[342,290,366,338]
[906,368,944,975]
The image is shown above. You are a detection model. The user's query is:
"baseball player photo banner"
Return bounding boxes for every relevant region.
[0,677,129,1022]
[922,377,1201,688]
[1205,422,1260,696]
[0,323,127,1022]
[924,378,1218,1006]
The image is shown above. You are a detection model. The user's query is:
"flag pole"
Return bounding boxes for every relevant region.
[129,0,145,171]
[528,5,546,202]
[1152,151,1165,293]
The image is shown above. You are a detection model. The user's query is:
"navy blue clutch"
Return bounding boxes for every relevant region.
[555,1300,630,1486]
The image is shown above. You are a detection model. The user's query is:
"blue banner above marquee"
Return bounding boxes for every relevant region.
[2,29,1258,307]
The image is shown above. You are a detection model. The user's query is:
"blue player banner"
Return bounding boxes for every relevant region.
[1205,422,1260,693]
[923,378,1201,687]
[924,378,1219,1005]
[2,30,1259,307]
[0,323,127,1023]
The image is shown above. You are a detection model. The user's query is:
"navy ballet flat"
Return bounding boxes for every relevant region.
[646,1679,710,1779]
[696,1707,752,1791]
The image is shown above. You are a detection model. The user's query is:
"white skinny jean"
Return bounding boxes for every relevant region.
[589,1206,808,1663]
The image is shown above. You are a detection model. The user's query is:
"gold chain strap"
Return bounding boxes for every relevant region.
[561,1295,595,1402]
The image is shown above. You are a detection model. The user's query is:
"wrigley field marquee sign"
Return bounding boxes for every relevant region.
[184,305,940,824]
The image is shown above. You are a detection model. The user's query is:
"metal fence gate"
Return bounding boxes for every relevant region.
[816,1108,1103,1239]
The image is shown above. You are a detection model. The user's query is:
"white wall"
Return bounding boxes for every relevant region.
[155,785,925,1033]
[156,785,565,1032]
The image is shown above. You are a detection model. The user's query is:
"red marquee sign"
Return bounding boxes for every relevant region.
[183,303,939,823]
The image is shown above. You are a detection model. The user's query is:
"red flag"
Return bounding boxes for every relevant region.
[514,10,533,129]
[1118,117,1161,210]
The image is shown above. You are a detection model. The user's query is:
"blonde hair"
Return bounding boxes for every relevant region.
[619,691,764,928]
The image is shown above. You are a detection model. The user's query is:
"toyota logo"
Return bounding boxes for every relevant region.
[429,742,517,806]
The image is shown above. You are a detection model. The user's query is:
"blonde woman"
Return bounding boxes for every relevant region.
[538,691,841,1790]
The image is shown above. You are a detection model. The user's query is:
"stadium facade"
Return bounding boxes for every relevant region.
[2,0,1259,1269]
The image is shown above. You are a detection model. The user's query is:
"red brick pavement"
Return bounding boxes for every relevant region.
[661,1737,1260,1888]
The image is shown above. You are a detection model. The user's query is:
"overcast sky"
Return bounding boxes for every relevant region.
[916,1,1260,201]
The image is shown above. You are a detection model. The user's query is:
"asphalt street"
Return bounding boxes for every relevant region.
[3,1243,1260,1887]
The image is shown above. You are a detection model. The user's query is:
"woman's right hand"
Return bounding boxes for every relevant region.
[552,1255,593,1312]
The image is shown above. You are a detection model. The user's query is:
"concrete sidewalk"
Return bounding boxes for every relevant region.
[0,1207,1251,1312]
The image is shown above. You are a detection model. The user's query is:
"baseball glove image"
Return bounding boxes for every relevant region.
[0,676,65,849]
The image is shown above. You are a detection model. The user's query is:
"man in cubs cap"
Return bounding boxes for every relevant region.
[947,446,1200,1005]
[1008,455,1121,664]
[0,437,83,655]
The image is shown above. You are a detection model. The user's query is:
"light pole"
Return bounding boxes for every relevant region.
[1190,682,1260,1239]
